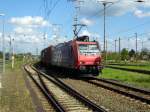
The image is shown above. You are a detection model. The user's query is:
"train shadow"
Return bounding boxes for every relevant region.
[34,62,96,80]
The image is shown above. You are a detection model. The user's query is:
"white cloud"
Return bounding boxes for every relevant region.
[7,16,52,53]
[79,0,135,17]
[14,27,34,34]
[79,30,101,41]
[80,30,92,36]
[50,35,68,45]
[10,16,50,27]
[80,18,94,25]
[9,16,51,39]
[5,33,44,44]
[134,9,150,18]
[142,0,150,7]
[0,32,46,53]
[77,0,150,17]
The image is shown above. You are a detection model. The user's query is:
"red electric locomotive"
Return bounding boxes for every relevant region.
[41,36,102,76]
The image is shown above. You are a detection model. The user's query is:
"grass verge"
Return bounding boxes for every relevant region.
[108,65,150,71]
[100,68,150,89]
[0,59,35,112]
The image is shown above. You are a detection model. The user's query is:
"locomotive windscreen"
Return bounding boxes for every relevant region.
[79,44,100,55]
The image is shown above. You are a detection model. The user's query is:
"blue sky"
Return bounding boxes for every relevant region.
[0,0,150,54]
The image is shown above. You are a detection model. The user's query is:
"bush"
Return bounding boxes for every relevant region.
[121,48,129,61]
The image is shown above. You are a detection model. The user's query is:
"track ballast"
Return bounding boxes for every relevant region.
[24,64,107,112]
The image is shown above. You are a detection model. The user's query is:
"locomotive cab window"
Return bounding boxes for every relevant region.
[79,44,100,55]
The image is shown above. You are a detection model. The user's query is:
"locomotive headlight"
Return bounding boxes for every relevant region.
[80,61,85,64]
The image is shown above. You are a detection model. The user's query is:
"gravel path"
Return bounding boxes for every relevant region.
[0,69,35,112]
[62,78,150,112]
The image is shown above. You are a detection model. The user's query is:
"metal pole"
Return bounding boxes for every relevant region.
[2,15,5,74]
[105,40,108,64]
[141,40,143,50]
[119,38,121,53]
[119,37,121,61]
[135,33,138,62]
[12,38,14,69]
[9,35,12,59]
[99,1,113,63]
[103,3,106,63]
[43,34,46,48]
[36,48,38,56]
[128,38,130,50]
[135,33,138,54]
[115,39,117,53]
[114,39,117,62]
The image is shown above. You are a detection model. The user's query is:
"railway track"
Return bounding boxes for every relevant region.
[82,77,150,104]
[24,65,107,112]
[24,65,64,112]
[106,65,150,75]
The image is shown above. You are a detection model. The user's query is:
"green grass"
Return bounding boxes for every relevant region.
[5,57,26,69]
[120,65,150,71]
[108,61,150,65]
[100,68,150,89]
[108,64,150,71]
[0,59,35,112]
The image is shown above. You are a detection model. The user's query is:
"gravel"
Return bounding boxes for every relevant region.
[62,78,150,112]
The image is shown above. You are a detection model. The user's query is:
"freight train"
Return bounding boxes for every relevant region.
[41,36,102,76]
